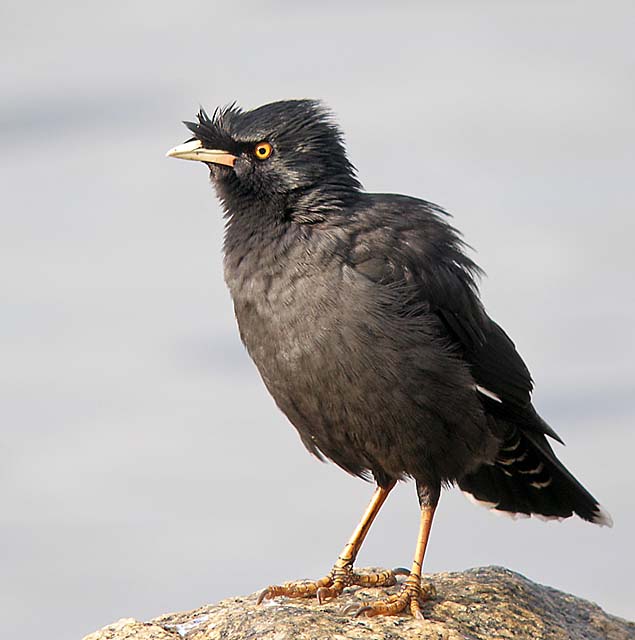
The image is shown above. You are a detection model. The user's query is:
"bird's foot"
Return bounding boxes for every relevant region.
[257,565,404,605]
[353,574,436,619]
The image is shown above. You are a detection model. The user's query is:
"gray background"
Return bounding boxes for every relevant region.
[2,2,634,638]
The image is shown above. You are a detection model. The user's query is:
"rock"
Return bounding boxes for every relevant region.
[83,566,634,640]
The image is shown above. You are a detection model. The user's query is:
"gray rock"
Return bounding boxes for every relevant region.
[83,566,634,640]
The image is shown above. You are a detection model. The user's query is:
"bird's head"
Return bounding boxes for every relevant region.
[167,99,361,221]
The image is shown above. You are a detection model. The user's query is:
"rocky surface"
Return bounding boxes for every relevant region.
[83,566,634,640]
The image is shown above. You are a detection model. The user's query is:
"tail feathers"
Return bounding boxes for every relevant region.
[459,428,612,526]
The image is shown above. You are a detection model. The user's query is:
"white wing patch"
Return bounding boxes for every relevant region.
[475,384,503,403]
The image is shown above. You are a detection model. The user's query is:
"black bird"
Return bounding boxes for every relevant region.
[167,99,611,618]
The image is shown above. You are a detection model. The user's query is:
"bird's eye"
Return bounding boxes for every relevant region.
[254,142,273,160]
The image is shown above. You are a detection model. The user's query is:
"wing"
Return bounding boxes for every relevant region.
[344,194,534,411]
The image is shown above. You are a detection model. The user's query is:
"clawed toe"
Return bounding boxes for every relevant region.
[354,576,435,619]
[257,566,402,605]
[257,575,330,604]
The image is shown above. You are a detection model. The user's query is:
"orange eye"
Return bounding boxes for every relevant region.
[254,142,273,160]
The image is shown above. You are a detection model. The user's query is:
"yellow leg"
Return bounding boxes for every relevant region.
[258,482,398,604]
[356,501,437,619]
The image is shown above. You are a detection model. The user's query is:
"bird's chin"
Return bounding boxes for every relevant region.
[206,163,236,188]
[206,162,233,177]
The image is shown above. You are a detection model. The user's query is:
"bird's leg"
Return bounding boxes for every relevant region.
[258,481,398,605]
[355,482,439,619]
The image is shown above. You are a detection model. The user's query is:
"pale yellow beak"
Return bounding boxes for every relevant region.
[166,140,237,167]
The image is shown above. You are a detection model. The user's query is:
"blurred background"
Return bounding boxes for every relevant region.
[2,2,634,638]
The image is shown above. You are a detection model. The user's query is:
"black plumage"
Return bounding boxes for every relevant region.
[167,99,611,617]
